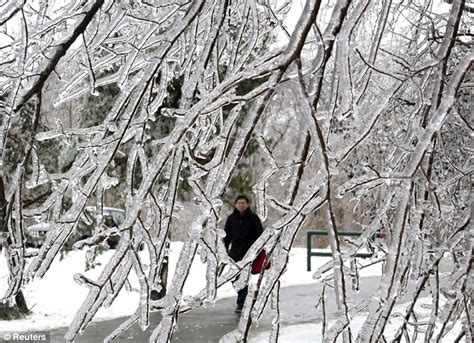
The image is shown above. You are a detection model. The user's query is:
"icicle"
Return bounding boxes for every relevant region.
[25,148,50,188]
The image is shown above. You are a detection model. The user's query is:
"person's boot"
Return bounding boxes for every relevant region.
[235,304,243,313]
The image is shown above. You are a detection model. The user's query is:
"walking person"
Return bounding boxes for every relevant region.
[223,195,264,313]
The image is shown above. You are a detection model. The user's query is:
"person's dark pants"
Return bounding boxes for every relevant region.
[234,266,248,307]
[237,285,248,307]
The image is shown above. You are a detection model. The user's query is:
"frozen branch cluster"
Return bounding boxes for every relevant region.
[0,0,472,342]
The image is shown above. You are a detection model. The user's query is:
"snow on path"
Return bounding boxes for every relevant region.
[250,296,463,342]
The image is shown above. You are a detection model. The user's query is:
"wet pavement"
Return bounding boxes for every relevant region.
[49,276,381,342]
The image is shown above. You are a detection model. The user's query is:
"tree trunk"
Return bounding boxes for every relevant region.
[0,177,29,315]
[15,291,29,314]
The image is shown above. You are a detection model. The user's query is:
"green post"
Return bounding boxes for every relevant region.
[307,231,312,271]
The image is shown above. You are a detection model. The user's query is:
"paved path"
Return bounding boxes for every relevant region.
[49,276,382,342]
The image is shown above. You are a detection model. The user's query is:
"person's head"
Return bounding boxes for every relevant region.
[234,195,250,213]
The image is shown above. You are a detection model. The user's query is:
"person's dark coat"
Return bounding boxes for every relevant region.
[223,208,264,262]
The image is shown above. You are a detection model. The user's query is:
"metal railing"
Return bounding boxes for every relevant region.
[306,230,374,271]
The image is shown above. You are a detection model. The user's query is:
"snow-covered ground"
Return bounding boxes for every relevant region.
[250,296,463,342]
[0,243,382,331]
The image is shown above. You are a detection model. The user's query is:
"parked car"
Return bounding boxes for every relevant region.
[26,207,125,249]
[26,222,52,248]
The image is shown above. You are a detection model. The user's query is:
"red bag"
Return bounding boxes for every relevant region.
[251,250,271,274]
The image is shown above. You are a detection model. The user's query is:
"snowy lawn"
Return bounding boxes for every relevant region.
[0,243,382,331]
